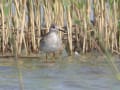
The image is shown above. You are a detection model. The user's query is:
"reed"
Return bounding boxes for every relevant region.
[0,1,5,54]
[0,0,120,56]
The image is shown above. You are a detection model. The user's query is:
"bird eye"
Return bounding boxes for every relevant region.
[50,24,56,29]
[53,26,55,28]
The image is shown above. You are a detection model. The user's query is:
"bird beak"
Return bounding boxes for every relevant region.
[56,26,66,32]
[59,28,66,32]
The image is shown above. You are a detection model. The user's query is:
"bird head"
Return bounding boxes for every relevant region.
[49,24,59,32]
[49,24,65,33]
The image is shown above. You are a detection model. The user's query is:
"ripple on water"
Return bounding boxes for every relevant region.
[0,57,120,90]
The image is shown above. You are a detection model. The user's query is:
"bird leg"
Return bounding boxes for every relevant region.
[53,52,56,58]
[45,53,48,62]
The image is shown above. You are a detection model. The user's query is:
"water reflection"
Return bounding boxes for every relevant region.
[0,56,120,90]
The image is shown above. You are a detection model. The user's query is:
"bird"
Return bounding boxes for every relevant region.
[40,24,64,61]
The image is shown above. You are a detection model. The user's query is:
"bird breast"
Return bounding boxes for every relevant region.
[40,32,62,52]
[49,33,59,42]
[47,32,62,46]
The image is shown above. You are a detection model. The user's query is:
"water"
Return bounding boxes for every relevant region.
[0,55,120,90]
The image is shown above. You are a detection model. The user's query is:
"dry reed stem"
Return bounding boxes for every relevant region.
[18,0,27,55]
[54,0,64,39]
[29,0,36,51]
[34,0,41,51]
[0,0,120,56]
[43,0,53,32]
[82,6,87,53]
[67,7,73,55]
[113,0,118,51]
[0,2,5,54]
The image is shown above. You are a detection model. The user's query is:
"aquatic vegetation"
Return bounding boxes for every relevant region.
[0,0,119,56]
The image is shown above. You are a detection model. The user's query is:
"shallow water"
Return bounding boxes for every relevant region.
[0,56,120,90]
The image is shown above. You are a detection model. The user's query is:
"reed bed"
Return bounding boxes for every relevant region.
[0,0,120,56]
